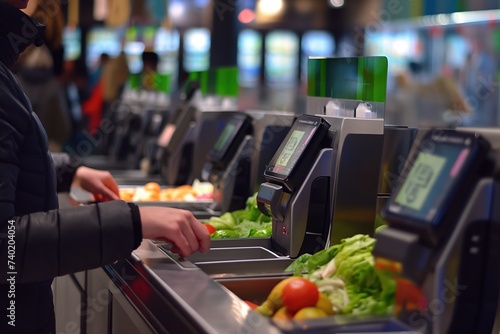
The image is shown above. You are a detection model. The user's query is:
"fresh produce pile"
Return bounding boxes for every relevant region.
[252,234,395,320]
[284,234,395,316]
[119,180,213,202]
[252,276,335,320]
[202,193,272,238]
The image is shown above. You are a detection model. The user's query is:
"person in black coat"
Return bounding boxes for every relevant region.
[0,1,210,333]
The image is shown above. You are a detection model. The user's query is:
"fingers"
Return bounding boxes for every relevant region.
[139,208,211,257]
[189,215,211,253]
[97,184,120,201]
[172,211,207,257]
[75,167,120,200]
[102,173,120,197]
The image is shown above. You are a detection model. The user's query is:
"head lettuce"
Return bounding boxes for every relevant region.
[285,234,395,315]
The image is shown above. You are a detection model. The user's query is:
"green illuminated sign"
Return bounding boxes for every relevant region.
[189,66,238,97]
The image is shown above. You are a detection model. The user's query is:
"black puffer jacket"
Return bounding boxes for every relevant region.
[0,3,141,333]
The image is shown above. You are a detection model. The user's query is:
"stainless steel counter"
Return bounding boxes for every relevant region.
[105,240,416,334]
[106,240,282,334]
[58,193,417,334]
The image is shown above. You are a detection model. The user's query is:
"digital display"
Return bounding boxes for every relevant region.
[213,123,236,152]
[300,30,335,83]
[183,28,210,72]
[265,30,299,86]
[388,142,471,224]
[86,27,122,71]
[266,116,324,179]
[208,114,252,165]
[395,152,446,211]
[276,130,305,167]
[238,29,262,87]
[63,27,81,61]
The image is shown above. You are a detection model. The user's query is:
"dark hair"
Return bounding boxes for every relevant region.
[142,51,159,67]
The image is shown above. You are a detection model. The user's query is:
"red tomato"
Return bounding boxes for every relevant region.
[282,277,319,313]
[204,224,217,235]
[93,193,109,202]
[244,300,258,310]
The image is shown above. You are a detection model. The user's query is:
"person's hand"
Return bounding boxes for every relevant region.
[139,207,210,257]
[73,166,120,201]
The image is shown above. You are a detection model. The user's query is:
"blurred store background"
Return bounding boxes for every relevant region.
[18,0,500,151]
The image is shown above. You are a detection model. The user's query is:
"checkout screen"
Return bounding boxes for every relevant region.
[276,130,305,167]
[213,123,236,153]
[391,143,470,224]
[268,122,316,178]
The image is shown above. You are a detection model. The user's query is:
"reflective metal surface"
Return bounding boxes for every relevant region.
[108,240,282,334]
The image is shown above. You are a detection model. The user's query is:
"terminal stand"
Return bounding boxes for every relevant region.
[162,122,197,186]
[208,135,255,213]
[376,177,500,334]
[258,115,384,258]
[267,148,333,257]
[374,128,500,334]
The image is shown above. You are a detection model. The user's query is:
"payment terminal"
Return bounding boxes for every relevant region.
[203,113,254,212]
[160,105,198,185]
[374,128,500,334]
[257,114,332,257]
[383,129,491,247]
[257,113,384,258]
[262,114,331,193]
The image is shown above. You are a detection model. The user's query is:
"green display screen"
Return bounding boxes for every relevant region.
[307,56,388,103]
[213,123,236,152]
[395,152,446,211]
[266,114,328,183]
[276,130,305,167]
[189,66,238,97]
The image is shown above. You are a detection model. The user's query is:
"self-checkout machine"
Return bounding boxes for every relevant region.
[200,112,254,212]
[257,56,389,258]
[160,67,239,186]
[373,127,500,334]
[199,110,297,213]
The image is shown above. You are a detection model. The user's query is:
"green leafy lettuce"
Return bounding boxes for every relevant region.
[285,234,395,315]
[204,192,272,238]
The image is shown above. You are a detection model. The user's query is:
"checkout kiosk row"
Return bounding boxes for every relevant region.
[253,115,500,333]
[73,101,500,333]
[173,110,500,333]
[80,74,498,333]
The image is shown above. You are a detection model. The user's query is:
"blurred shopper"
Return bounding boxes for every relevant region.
[140,50,160,90]
[101,51,130,117]
[461,31,497,126]
[82,53,110,134]
[12,0,70,151]
[31,0,65,76]
[0,2,210,334]
[14,43,72,151]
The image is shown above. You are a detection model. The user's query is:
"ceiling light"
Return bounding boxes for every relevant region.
[329,0,344,8]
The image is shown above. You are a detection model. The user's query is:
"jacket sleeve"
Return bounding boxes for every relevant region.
[0,66,141,284]
[50,152,80,193]
[1,201,141,284]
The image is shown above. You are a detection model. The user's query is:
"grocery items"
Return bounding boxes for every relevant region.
[282,277,319,312]
[285,234,396,316]
[255,276,331,320]
[253,234,395,320]
[118,180,214,202]
[255,277,304,317]
[202,192,272,238]
[293,307,328,320]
